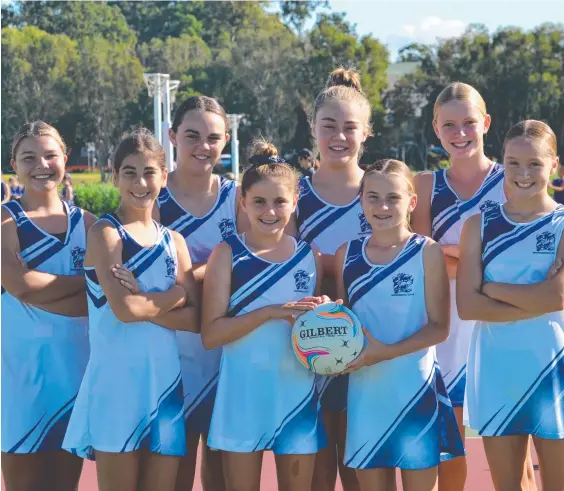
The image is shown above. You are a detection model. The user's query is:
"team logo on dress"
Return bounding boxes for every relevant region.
[392,272,414,296]
[165,256,177,279]
[535,231,555,253]
[294,269,312,292]
[479,200,497,214]
[218,218,235,240]
[71,246,86,270]
[358,213,372,235]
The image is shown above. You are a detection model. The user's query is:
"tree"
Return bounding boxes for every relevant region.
[74,36,145,172]
[1,26,78,167]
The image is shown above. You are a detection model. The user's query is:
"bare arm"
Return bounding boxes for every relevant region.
[482,235,564,314]
[151,232,200,332]
[411,172,433,237]
[1,208,86,303]
[88,221,186,323]
[548,182,564,192]
[32,290,88,317]
[235,186,251,235]
[411,172,459,278]
[201,241,318,350]
[456,215,537,322]
[333,243,349,306]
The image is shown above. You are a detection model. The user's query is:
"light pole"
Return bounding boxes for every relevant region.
[143,73,180,172]
[227,114,244,181]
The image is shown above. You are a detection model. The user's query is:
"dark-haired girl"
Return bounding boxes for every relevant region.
[2,121,95,491]
[201,140,328,491]
[63,128,200,491]
[154,96,249,491]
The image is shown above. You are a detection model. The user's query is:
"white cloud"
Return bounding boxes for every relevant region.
[401,16,468,44]
[384,16,468,60]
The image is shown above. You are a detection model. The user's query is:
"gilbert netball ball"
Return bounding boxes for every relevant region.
[292,302,364,375]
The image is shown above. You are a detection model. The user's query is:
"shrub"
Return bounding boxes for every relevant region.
[74,184,120,217]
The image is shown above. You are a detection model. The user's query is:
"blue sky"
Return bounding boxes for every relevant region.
[310,0,563,60]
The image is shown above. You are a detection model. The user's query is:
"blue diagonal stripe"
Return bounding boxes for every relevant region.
[349,238,424,307]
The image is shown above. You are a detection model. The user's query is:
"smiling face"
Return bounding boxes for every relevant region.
[113,153,167,210]
[240,177,298,236]
[503,136,558,200]
[169,110,229,176]
[11,136,67,194]
[360,172,417,231]
[433,100,490,160]
[312,100,368,168]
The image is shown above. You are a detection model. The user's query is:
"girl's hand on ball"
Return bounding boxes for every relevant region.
[270,300,318,320]
[342,326,390,373]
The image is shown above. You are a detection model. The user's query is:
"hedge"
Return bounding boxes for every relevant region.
[74,184,120,216]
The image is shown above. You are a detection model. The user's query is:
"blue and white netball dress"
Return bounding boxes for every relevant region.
[296,176,371,411]
[465,204,564,438]
[1,200,89,453]
[430,164,505,406]
[63,214,185,458]
[158,175,237,433]
[344,234,464,469]
[207,234,326,454]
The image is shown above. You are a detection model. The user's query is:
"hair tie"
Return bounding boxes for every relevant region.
[248,155,287,166]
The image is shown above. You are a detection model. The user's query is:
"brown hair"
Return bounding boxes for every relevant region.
[171,96,229,133]
[503,120,558,158]
[11,121,66,159]
[433,82,487,121]
[360,159,415,195]
[311,68,373,137]
[113,128,166,171]
[240,138,300,197]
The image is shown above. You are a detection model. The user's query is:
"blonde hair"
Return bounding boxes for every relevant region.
[433,82,487,121]
[241,138,300,197]
[311,67,373,137]
[360,159,415,195]
[503,120,557,158]
[11,121,66,159]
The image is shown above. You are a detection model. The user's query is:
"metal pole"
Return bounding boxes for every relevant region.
[231,121,239,182]
[162,77,175,172]
[153,75,162,144]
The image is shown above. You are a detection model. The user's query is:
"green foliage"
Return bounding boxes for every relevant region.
[1,1,561,173]
[74,184,120,217]
[386,23,564,169]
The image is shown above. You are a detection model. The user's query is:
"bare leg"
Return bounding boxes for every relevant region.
[46,450,83,491]
[438,406,466,491]
[174,431,199,491]
[138,450,179,491]
[482,435,529,491]
[355,468,396,491]
[532,435,564,491]
[275,453,316,491]
[401,467,438,491]
[201,433,226,491]
[335,411,360,491]
[96,450,140,491]
[2,452,49,491]
[222,451,263,491]
[311,411,338,491]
